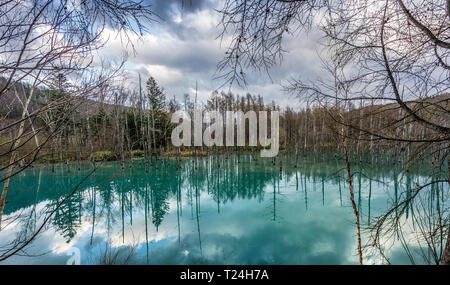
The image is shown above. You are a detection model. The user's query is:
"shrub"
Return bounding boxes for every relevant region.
[131,149,145,157]
[89,151,117,162]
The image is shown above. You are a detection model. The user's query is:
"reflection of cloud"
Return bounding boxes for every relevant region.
[127,197,354,265]
[1,158,437,265]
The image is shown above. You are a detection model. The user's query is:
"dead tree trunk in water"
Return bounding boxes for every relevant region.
[151,104,157,169]
[251,147,257,163]
[86,116,95,169]
[138,74,149,173]
[51,139,56,173]
[72,115,81,171]
[335,71,363,265]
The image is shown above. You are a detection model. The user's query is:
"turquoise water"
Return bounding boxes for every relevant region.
[0,153,446,264]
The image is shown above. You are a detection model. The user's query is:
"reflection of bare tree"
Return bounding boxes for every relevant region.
[368,175,449,265]
[0,154,445,263]
[195,170,203,256]
[0,167,96,261]
[265,171,285,223]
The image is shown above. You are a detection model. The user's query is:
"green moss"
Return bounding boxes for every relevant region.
[89,151,117,162]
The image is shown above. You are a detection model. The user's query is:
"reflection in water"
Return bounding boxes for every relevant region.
[0,153,448,264]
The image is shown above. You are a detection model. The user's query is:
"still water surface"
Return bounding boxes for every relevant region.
[0,154,444,264]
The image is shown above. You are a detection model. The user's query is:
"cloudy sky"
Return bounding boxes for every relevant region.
[103,0,325,109]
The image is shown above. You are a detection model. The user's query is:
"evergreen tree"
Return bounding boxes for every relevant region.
[146,76,169,151]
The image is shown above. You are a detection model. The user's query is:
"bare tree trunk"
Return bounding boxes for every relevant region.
[51,139,55,172]
[65,127,70,172]
[124,112,132,168]
[120,114,125,169]
[0,86,36,229]
[344,143,363,265]
[58,134,63,164]
[151,105,157,169]
[16,85,40,148]
[147,112,152,168]
[86,116,95,168]
[72,115,81,171]
[335,69,363,265]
